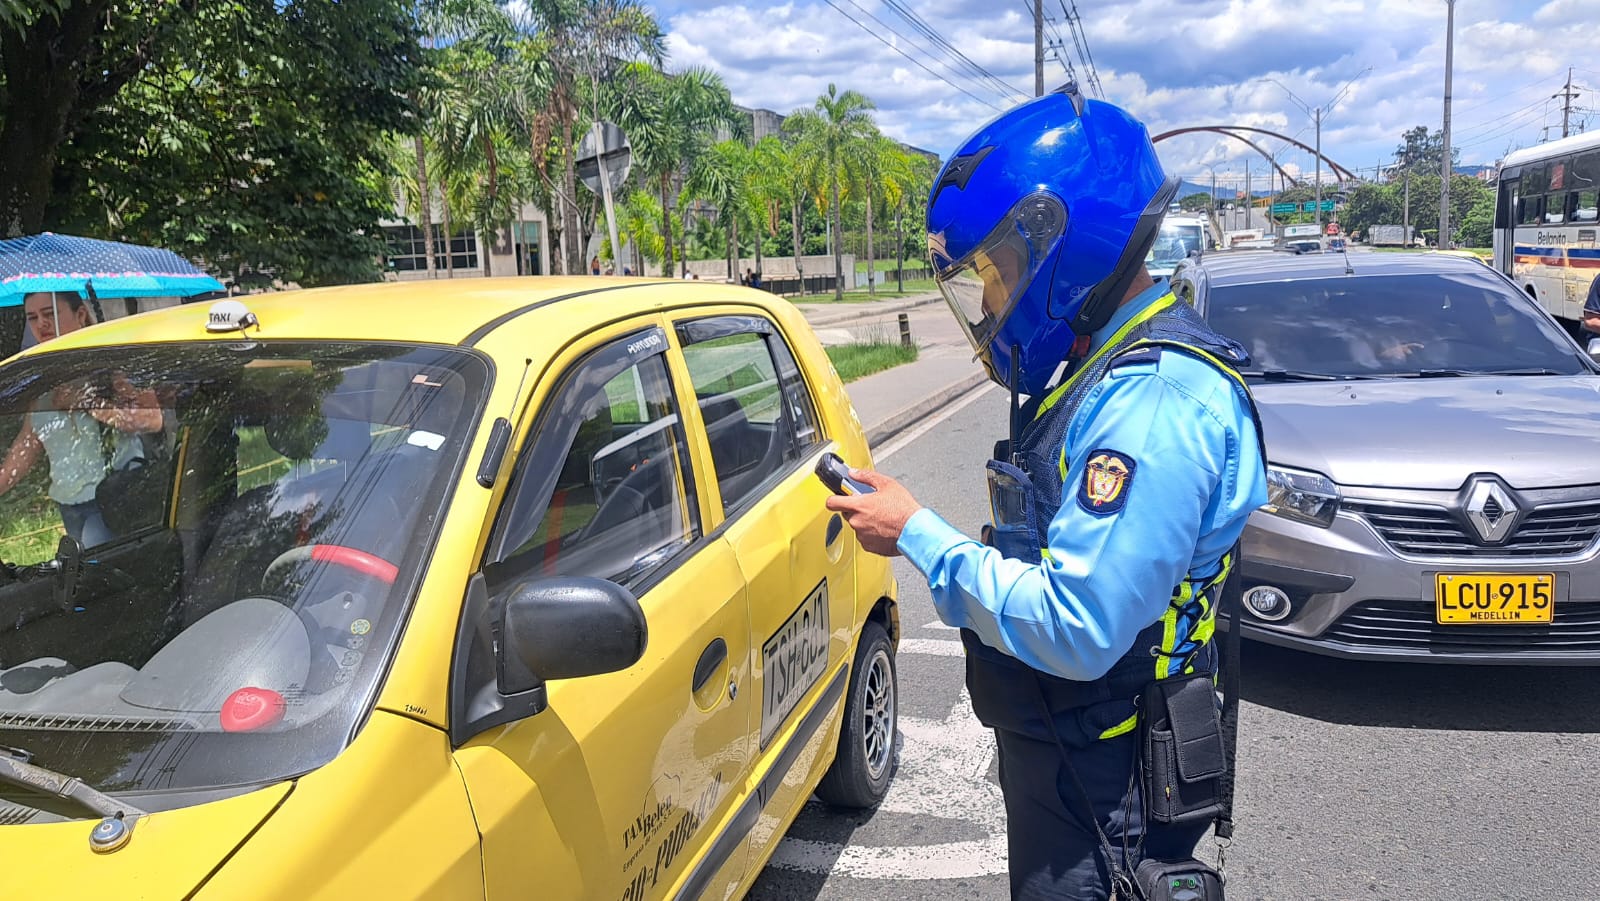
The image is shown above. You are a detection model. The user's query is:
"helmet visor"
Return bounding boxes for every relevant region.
[932,193,1067,357]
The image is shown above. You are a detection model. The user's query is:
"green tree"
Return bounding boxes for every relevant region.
[685,139,751,280]
[612,64,740,278]
[1459,188,1491,248]
[1178,192,1213,213]
[788,84,877,300]
[851,134,922,296]
[513,0,663,275]
[1336,183,1403,242]
[1391,125,1460,178]
[5,0,425,286]
[409,0,517,278]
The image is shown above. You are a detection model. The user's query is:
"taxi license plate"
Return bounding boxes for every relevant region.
[1434,573,1554,624]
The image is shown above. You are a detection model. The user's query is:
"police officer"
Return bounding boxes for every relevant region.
[826,87,1268,899]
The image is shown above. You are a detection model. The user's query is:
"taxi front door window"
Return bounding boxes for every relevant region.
[487,334,699,590]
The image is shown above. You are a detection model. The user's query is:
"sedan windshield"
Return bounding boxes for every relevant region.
[1205,270,1593,378]
[0,342,485,813]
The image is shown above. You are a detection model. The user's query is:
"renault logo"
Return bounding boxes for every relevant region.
[1463,478,1520,544]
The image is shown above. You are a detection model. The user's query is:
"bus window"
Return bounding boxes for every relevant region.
[1496,180,1516,229]
[1574,152,1600,190]
[1518,194,1543,226]
[1575,190,1599,225]
[1543,193,1567,225]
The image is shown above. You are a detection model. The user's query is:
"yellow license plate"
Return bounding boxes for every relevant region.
[1434,573,1554,624]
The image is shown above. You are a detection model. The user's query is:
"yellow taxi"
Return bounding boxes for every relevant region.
[0,277,899,899]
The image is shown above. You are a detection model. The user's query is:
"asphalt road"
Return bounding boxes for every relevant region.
[749,392,1600,901]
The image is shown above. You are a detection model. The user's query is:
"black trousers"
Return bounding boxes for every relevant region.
[994,726,1210,900]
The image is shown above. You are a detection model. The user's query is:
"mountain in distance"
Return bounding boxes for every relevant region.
[1177,180,1274,200]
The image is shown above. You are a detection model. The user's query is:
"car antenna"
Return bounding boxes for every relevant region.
[507,358,533,420]
[1341,241,1355,276]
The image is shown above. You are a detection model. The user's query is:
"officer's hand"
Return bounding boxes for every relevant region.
[824,468,922,558]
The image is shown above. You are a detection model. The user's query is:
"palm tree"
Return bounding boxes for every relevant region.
[685,140,750,281]
[612,64,741,278]
[788,84,877,300]
[764,132,819,294]
[744,136,787,284]
[512,0,664,276]
[410,0,514,277]
[891,151,937,291]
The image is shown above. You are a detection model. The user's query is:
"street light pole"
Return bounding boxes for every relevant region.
[1314,106,1323,234]
[1439,0,1456,249]
[1261,68,1369,239]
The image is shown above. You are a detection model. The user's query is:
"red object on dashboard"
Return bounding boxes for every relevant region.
[310,544,399,584]
[220,687,286,733]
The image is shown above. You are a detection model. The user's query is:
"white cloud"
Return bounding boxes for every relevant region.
[654,0,1600,185]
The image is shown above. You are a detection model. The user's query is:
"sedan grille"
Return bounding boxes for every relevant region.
[1347,501,1600,558]
[1324,601,1600,653]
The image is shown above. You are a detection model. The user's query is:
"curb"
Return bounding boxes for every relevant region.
[864,369,990,449]
[799,293,942,328]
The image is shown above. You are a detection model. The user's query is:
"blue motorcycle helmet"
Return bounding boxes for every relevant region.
[927,84,1178,397]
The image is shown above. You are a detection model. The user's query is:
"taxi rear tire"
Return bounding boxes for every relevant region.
[815,621,896,809]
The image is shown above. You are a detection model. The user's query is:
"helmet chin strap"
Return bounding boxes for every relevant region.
[1068,176,1181,337]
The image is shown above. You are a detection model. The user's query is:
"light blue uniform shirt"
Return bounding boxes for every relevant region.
[897,282,1269,681]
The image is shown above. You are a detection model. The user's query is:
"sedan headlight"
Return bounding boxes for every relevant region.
[1264,465,1340,528]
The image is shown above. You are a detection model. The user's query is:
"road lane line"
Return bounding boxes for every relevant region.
[768,688,1006,879]
[873,382,997,462]
[897,638,965,657]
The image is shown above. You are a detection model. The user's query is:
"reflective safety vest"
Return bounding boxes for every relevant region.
[963,294,1264,746]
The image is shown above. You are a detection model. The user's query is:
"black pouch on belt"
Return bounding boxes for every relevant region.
[1139,671,1226,826]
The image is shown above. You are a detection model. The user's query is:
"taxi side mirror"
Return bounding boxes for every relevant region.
[500,577,647,684]
[449,573,648,745]
[1586,337,1600,363]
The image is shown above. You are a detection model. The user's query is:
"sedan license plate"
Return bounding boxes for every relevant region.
[1434,572,1554,624]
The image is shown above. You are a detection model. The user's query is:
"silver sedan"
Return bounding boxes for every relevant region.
[1173,250,1600,664]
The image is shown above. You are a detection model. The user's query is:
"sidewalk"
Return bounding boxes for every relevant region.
[842,345,988,447]
[791,290,987,447]
[792,291,941,328]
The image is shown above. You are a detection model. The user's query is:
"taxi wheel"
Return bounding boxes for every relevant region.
[815,621,897,809]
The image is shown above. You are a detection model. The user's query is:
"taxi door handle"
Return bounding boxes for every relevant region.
[825,513,844,547]
[692,638,727,694]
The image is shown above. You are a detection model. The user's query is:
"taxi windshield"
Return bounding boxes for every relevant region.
[0,341,485,813]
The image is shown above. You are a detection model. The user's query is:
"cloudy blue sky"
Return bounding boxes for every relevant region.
[644,0,1599,192]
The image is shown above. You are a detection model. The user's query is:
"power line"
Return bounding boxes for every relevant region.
[821,0,1007,111]
[1033,2,1080,86]
[1058,0,1103,98]
[881,0,1026,102]
[838,0,1011,103]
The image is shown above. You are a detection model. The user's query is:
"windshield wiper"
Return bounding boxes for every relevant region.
[1241,369,1347,382]
[1412,368,1565,378]
[0,748,146,818]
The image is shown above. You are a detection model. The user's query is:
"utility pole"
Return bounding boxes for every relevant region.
[1034,0,1045,96]
[1314,106,1324,234]
[1403,168,1411,245]
[1559,67,1578,139]
[1440,0,1456,249]
[1244,158,1251,231]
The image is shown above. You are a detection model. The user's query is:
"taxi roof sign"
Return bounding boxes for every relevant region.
[206,299,259,334]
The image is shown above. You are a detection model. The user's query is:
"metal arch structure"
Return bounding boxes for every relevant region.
[1152,125,1361,184]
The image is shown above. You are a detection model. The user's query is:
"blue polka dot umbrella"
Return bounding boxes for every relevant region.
[0,232,225,306]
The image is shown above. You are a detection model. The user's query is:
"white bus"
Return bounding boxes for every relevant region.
[1493,131,1600,327]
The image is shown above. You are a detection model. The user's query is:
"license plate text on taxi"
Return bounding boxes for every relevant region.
[761,580,830,747]
[1435,573,1554,624]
